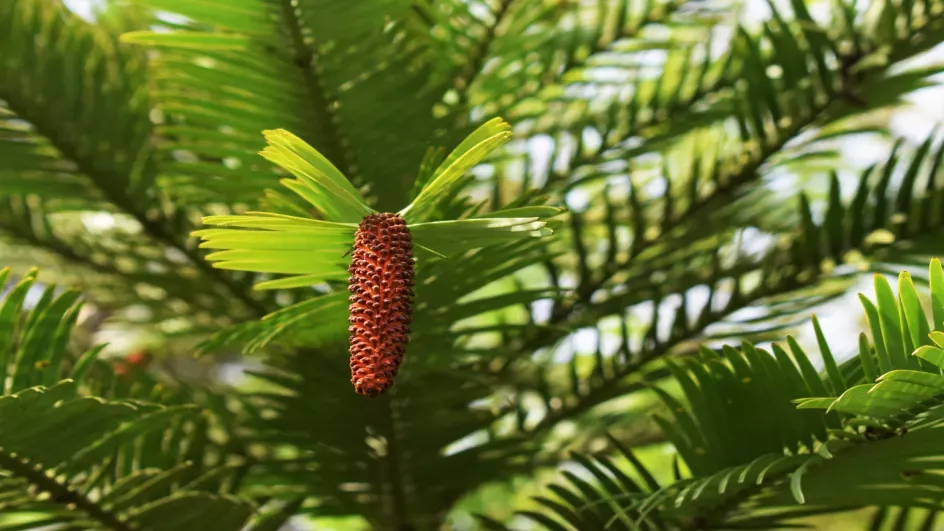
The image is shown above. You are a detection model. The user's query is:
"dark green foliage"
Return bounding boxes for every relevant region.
[0,268,264,530]
[521,260,944,529]
[4,0,944,529]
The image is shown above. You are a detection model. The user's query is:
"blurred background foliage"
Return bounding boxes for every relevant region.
[3,0,944,528]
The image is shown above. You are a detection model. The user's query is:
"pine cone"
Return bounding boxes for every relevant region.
[347,213,415,396]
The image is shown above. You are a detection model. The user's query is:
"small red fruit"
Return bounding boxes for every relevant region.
[115,350,150,377]
[125,350,149,366]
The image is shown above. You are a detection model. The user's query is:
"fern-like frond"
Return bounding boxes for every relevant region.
[120,0,451,209]
[218,236,561,526]
[0,0,277,331]
[0,267,259,530]
[513,258,944,529]
[481,128,944,486]
[477,0,944,445]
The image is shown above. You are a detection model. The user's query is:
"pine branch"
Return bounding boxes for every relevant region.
[514,2,944,362]
[530,268,807,434]
[485,0,692,119]
[376,398,415,531]
[277,0,356,180]
[516,98,832,358]
[0,448,133,531]
[0,215,125,281]
[454,0,518,107]
[523,60,738,194]
[3,101,270,318]
[522,131,944,450]
[525,259,944,530]
[582,0,687,60]
[0,1,272,318]
[536,0,944,193]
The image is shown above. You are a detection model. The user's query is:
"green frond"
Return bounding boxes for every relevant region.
[7,0,944,527]
[196,292,348,354]
[0,196,271,333]
[0,0,282,327]
[0,268,258,529]
[121,0,451,208]
[401,117,513,222]
[193,124,561,291]
[502,0,944,212]
[475,0,728,125]
[199,230,560,356]
[258,128,373,222]
[497,117,944,454]
[0,0,155,205]
[193,231,562,524]
[516,257,944,529]
[798,260,944,425]
[409,218,554,256]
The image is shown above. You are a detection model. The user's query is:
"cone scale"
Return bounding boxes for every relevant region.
[347,213,415,396]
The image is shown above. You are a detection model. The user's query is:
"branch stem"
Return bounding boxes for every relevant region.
[277,0,355,179]
[0,449,134,531]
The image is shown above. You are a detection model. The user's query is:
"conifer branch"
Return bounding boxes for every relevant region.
[277,0,357,181]
[0,449,133,531]
[454,0,518,106]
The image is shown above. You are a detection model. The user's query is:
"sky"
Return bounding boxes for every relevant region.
[62,0,96,20]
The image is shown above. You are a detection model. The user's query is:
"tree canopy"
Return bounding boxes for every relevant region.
[2,0,944,529]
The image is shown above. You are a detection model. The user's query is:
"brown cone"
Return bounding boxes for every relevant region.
[347,213,415,397]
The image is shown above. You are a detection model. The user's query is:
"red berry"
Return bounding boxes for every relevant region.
[125,350,149,366]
